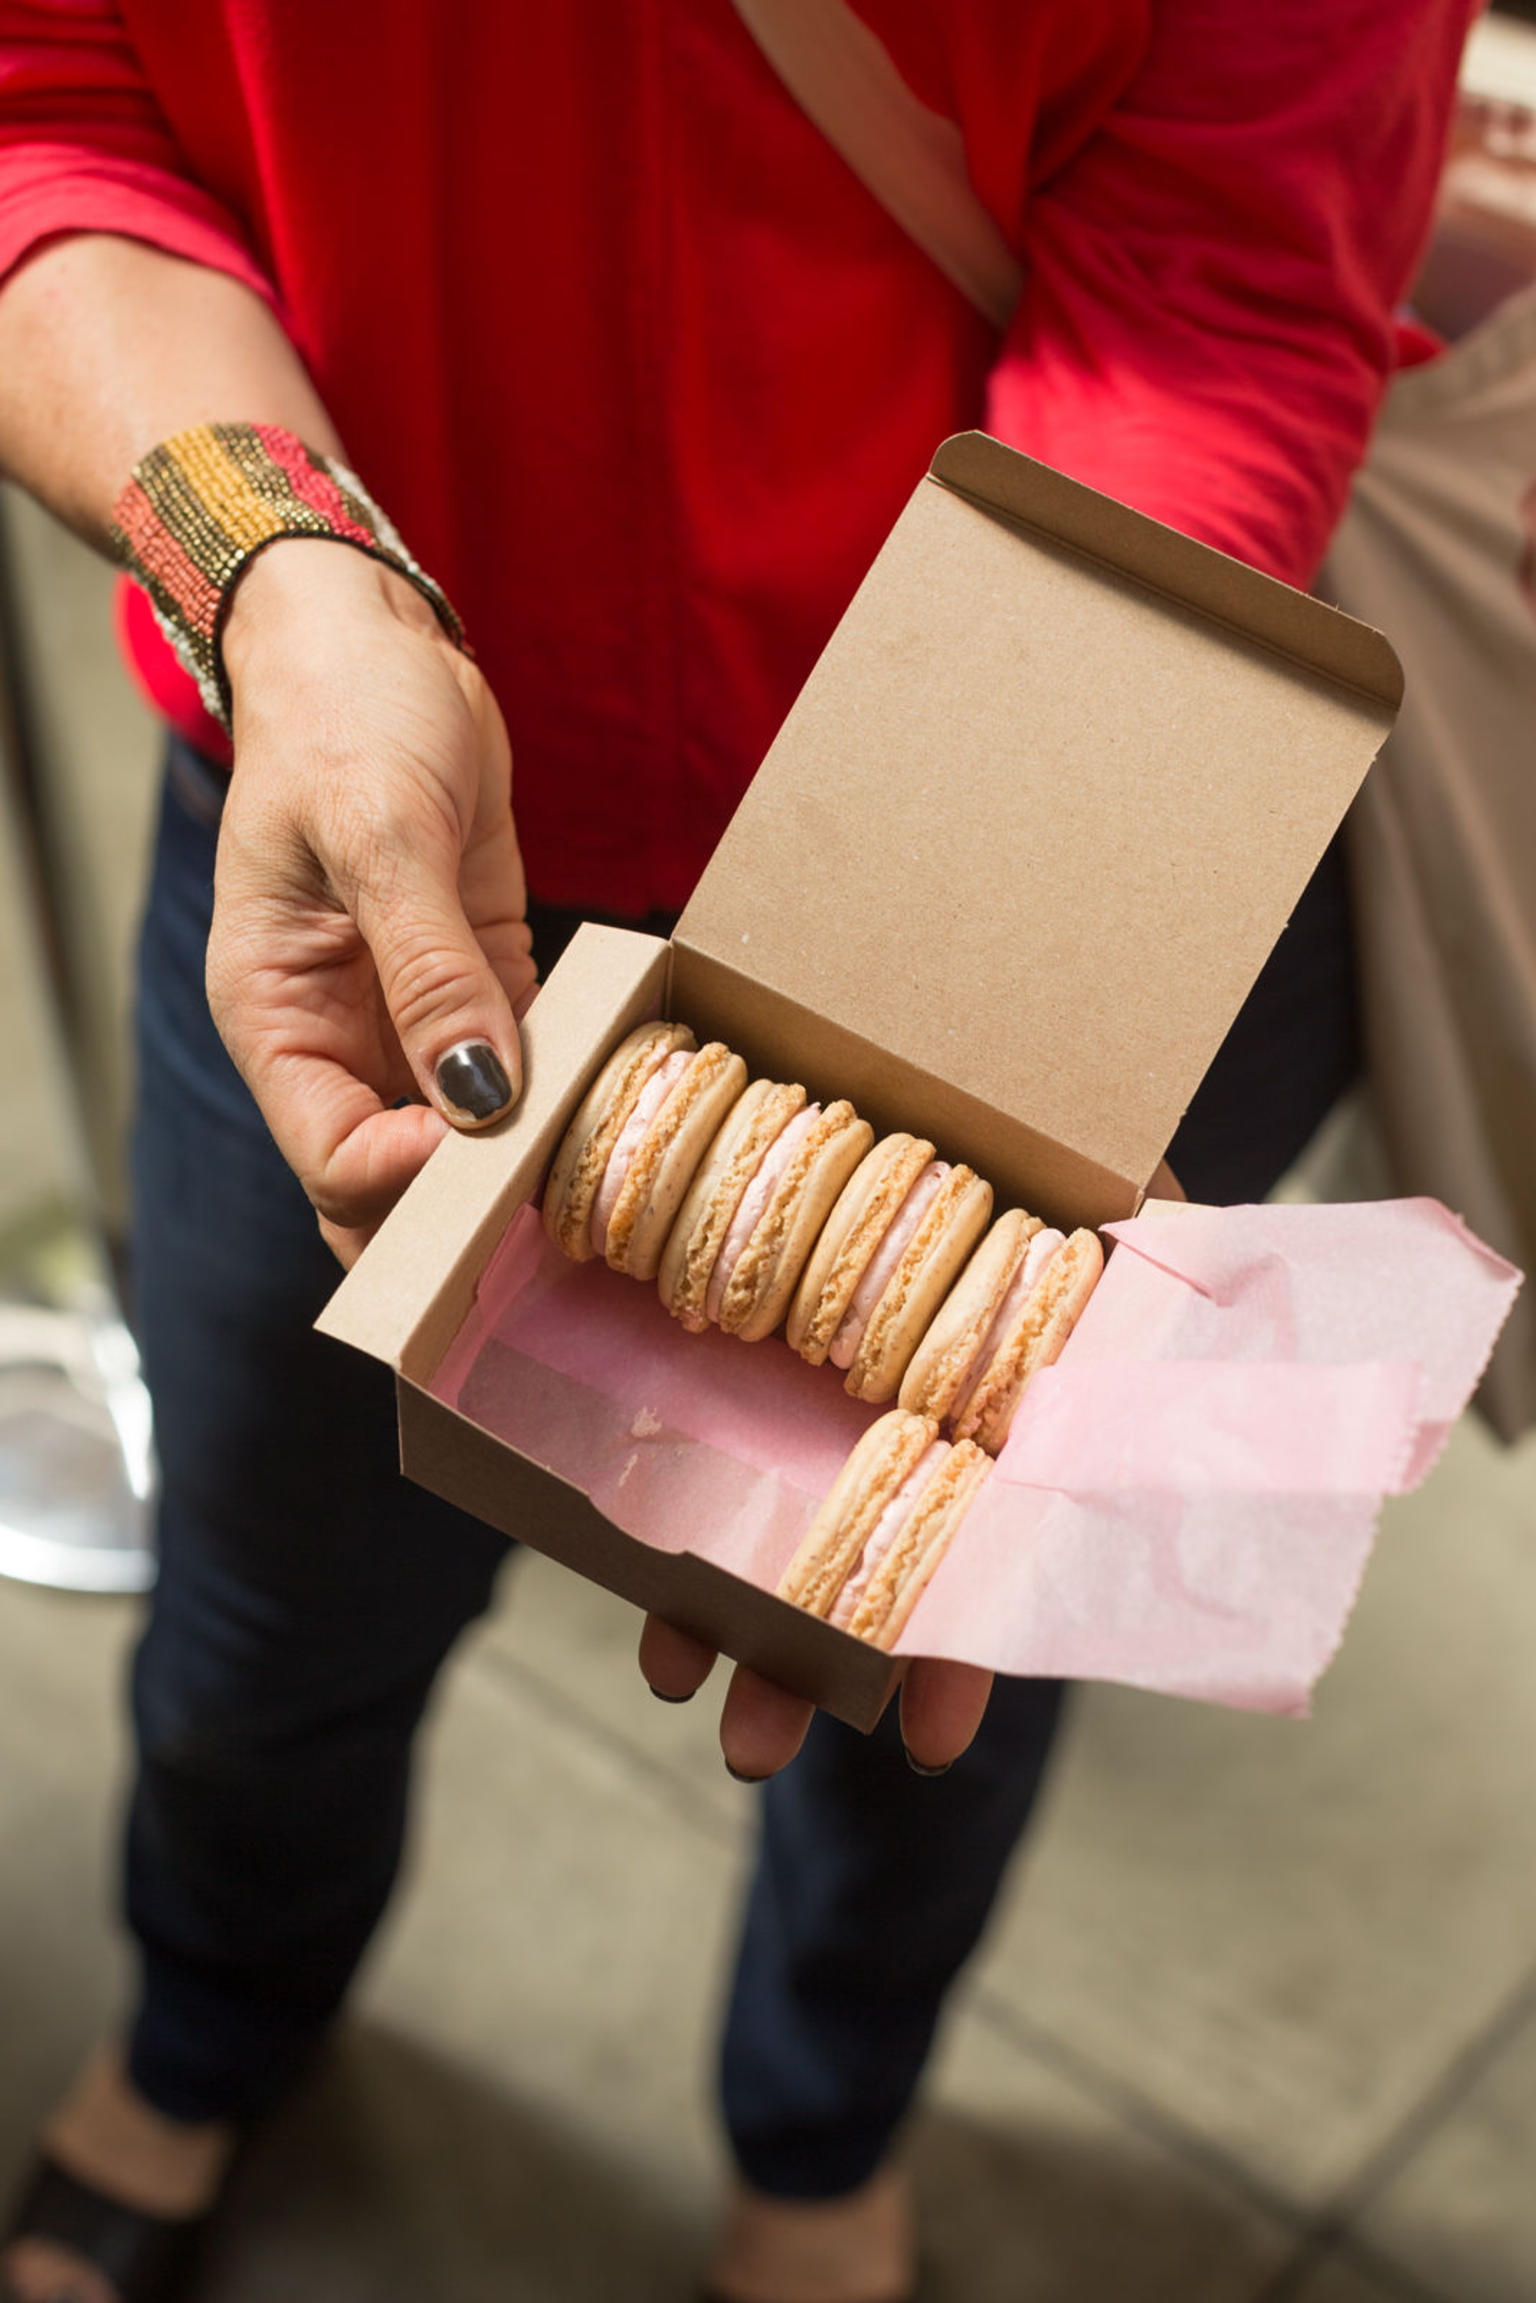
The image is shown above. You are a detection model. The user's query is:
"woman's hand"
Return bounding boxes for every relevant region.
[638,1614,994,1779]
[208,538,537,1263]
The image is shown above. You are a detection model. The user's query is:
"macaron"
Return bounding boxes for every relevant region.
[903,1217,1103,1455]
[898,1207,1044,1425]
[657,1077,805,1328]
[777,1407,991,1650]
[806,1144,994,1405]
[658,1081,873,1342]
[544,1022,697,1264]
[594,1040,748,1279]
[786,1132,935,1363]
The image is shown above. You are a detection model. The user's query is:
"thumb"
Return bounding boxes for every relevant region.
[359,861,524,1129]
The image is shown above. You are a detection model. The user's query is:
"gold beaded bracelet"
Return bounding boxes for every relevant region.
[109,421,467,731]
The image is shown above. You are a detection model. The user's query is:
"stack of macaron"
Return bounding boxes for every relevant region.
[543,1021,998,1402]
[541,1019,1108,1641]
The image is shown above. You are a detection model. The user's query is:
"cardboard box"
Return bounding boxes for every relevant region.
[318,433,1402,1728]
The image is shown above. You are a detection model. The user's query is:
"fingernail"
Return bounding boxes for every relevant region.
[435,1041,513,1124]
[905,1750,952,1778]
[650,1685,694,1705]
[725,1761,768,1784]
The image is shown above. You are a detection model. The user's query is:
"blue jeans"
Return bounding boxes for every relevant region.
[124,740,1355,2193]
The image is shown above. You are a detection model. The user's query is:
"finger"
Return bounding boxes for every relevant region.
[241,1037,450,1230]
[719,1664,813,1782]
[460,812,538,1020]
[356,850,524,1130]
[899,1659,994,1772]
[479,913,538,1018]
[638,1614,717,1703]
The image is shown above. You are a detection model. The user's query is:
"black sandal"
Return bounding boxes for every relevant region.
[2,2154,208,2303]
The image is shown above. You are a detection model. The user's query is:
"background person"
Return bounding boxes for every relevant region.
[0,5,1471,2300]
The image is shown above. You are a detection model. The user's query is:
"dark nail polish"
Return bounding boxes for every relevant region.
[650,1685,694,1705]
[725,1761,768,1784]
[435,1041,512,1124]
[905,1750,952,1778]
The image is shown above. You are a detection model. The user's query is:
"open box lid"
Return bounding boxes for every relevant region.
[675,432,1401,1211]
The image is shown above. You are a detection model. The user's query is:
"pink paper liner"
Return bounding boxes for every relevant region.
[431,1198,1521,1715]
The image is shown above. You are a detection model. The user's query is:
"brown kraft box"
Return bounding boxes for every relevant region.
[317,432,1402,1729]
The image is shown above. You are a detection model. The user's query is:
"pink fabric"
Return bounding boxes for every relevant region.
[432,1196,1521,1715]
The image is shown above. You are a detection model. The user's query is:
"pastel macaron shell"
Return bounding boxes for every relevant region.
[829,1160,950,1372]
[776,1406,992,1651]
[842,1165,994,1405]
[952,1225,1106,1453]
[543,1021,695,1263]
[656,1077,806,1329]
[777,1408,938,1619]
[845,1436,991,1650]
[589,1046,696,1256]
[898,1207,1043,1425]
[786,1133,935,1365]
[717,1100,875,1343]
[602,1041,748,1281]
[829,1437,948,1631]
[708,1101,826,1326]
[945,1223,1066,1429]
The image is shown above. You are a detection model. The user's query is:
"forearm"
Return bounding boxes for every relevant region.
[0,232,343,546]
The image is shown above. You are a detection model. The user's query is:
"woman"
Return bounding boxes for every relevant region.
[0,4,1470,2297]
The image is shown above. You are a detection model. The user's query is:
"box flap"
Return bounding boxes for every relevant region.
[675,433,1400,1203]
[316,927,668,1378]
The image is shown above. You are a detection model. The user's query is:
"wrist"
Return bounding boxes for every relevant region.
[222,537,442,685]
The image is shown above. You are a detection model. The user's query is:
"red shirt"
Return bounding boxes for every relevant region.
[0,2,1471,911]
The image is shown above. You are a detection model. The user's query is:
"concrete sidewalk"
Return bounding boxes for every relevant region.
[3,1395,1535,2301]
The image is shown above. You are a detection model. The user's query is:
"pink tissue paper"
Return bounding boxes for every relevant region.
[431,1198,1520,1716]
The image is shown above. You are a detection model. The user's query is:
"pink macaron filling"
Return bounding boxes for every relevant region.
[830,1441,949,1632]
[829,1162,949,1371]
[704,1102,823,1325]
[949,1226,1065,1424]
[589,1048,695,1254]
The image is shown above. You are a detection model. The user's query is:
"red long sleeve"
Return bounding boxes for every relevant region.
[987,0,1474,584]
[0,0,273,304]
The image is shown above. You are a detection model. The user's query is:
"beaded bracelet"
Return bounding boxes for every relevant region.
[108,422,467,732]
